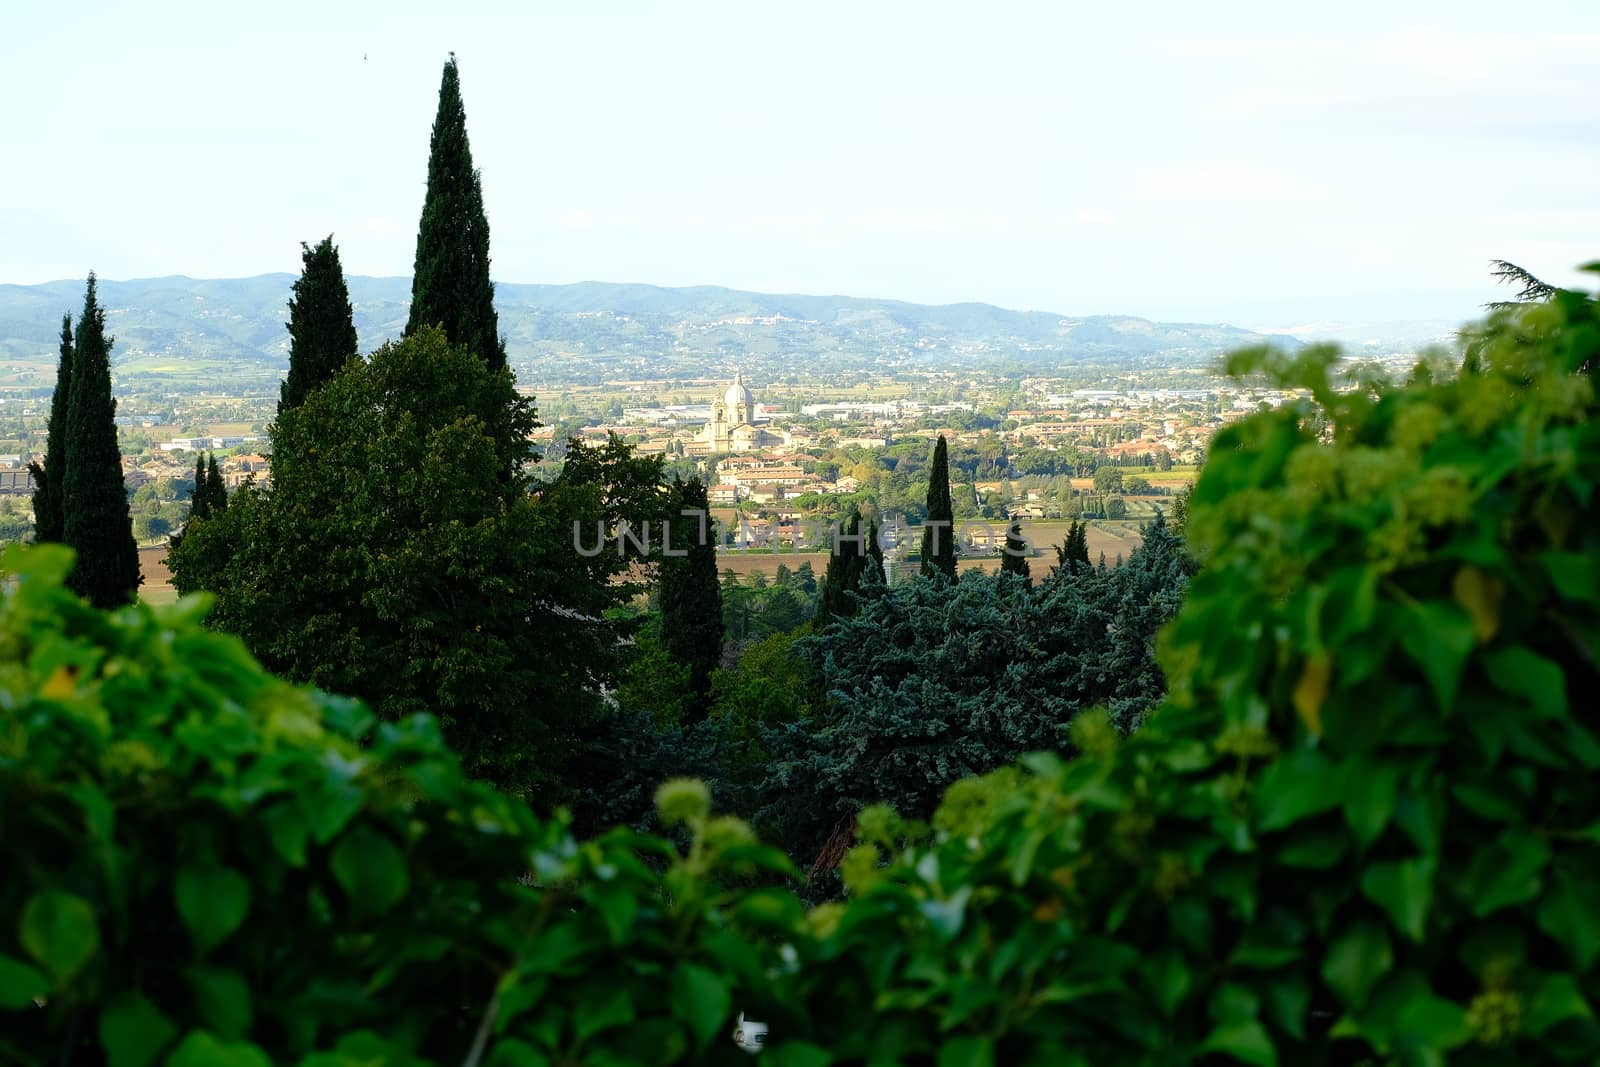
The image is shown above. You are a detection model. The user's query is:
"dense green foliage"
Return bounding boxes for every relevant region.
[280,236,359,413]
[919,434,956,579]
[186,454,227,525]
[0,546,794,1065]
[659,477,722,715]
[816,510,872,626]
[27,315,73,544]
[60,275,140,608]
[405,57,507,376]
[765,518,1188,858]
[4,283,1598,1064]
[168,329,664,800]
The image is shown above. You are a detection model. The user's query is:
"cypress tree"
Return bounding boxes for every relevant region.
[864,518,885,584]
[658,477,722,716]
[818,509,866,625]
[61,274,140,607]
[190,455,211,523]
[281,235,358,413]
[29,315,74,542]
[206,454,228,514]
[920,434,956,580]
[1071,521,1090,566]
[1002,518,1030,582]
[406,55,507,373]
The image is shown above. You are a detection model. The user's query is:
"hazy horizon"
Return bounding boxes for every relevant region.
[4,0,1597,327]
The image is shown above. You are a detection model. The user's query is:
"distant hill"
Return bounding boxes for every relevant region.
[0,275,1301,392]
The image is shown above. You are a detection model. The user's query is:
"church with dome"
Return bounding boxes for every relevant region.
[699,371,785,453]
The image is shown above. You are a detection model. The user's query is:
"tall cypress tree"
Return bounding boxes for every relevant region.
[406,55,506,373]
[864,518,886,584]
[818,509,870,625]
[281,235,358,413]
[920,434,956,580]
[207,454,228,514]
[29,315,74,542]
[658,477,722,716]
[61,274,140,607]
[1002,518,1031,583]
[190,455,211,523]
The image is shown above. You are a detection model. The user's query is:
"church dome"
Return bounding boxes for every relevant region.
[723,372,754,411]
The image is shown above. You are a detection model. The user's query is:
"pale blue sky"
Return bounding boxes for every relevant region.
[2,0,1596,326]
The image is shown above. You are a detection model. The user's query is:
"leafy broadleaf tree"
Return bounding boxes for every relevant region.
[28,315,73,543]
[659,477,722,717]
[280,235,358,413]
[61,274,139,607]
[919,435,956,580]
[405,56,506,375]
[170,328,666,799]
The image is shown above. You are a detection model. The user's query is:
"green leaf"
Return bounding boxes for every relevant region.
[100,993,179,1067]
[1141,950,1191,1017]
[1542,551,1597,601]
[1200,1020,1277,1066]
[1342,761,1399,848]
[938,1036,996,1067]
[573,982,634,1042]
[1361,856,1435,942]
[669,963,730,1049]
[766,1042,833,1067]
[1253,749,1342,832]
[1468,836,1549,916]
[1393,988,1471,1050]
[589,883,638,944]
[1322,915,1392,1009]
[1398,601,1475,712]
[330,826,410,916]
[19,890,99,983]
[1484,647,1567,718]
[262,803,309,867]
[1523,973,1594,1037]
[1538,868,1600,970]
[0,954,49,1010]
[481,1038,550,1067]
[184,967,253,1039]
[174,865,252,955]
[164,1031,271,1067]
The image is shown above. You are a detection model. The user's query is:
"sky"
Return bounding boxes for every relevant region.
[2,0,1597,327]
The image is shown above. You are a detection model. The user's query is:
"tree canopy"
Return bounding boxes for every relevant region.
[60,275,139,607]
[280,235,358,413]
[405,57,506,375]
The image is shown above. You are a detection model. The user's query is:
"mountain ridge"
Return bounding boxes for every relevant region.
[0,274,1302,390]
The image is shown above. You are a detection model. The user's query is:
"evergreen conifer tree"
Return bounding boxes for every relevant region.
[61,274,140,607]
[206,454,228,514]
[818,509,866,624]
[190,455,211,523]
[920,434,956,580]
[281,236,358,413]
[29,315,74,542]
[658,477,722,716]
[1002,518,1031,582]
[406,56,506,373]
[864,518,886,584]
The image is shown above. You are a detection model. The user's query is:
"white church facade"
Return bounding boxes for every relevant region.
[698,372,786,453]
